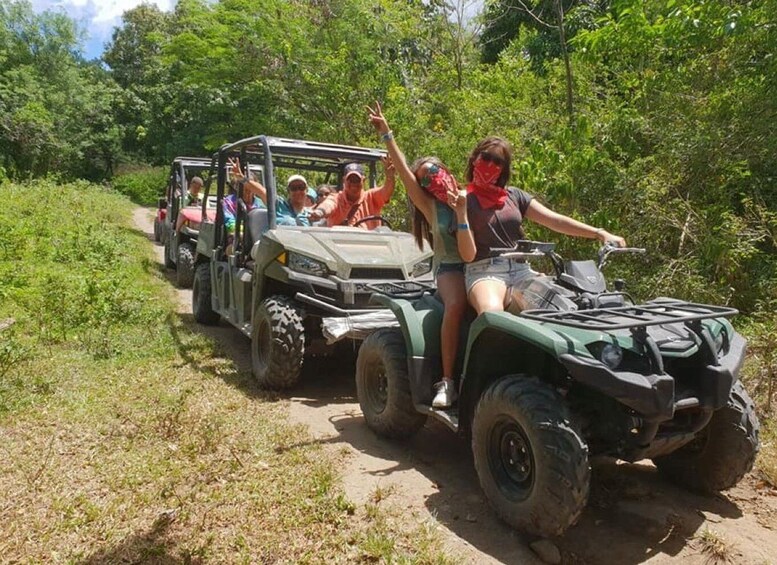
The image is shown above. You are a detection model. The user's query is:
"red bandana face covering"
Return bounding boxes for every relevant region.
[421,164,458,204]
[468,156,507,209]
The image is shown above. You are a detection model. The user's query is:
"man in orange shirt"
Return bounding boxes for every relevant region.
[310,158,395,229]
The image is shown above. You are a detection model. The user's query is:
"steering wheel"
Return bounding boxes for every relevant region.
[353,215,393,230]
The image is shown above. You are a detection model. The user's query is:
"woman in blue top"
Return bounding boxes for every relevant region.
[229,160,313,227]
[368,102,469,409]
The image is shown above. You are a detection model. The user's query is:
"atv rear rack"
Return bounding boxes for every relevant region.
[520,300,738,331]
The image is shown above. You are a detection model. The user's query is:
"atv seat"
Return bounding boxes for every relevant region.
[246,207,269,248]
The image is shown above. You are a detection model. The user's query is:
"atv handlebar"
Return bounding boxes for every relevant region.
[597,244,646,270]
[488,240,645,275]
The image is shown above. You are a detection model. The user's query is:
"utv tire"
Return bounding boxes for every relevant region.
[356,328,427,439]
[251,296,305,390]
[176,242,196,288]
[192,263,219,325]
[472,376,590,537]
[653,380,759,493]
[163,237,175,268]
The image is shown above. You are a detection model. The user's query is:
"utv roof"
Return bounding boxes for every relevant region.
[216,136,386,175]
[172,157,212,168]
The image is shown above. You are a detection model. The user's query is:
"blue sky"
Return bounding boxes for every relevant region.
[29,0,175,60]
[29,0,483,61]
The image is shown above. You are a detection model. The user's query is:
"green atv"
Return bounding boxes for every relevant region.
[192,135,433,389]
[355,240,759,538]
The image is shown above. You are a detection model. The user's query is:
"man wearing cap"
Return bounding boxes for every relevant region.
[310,156,395,229]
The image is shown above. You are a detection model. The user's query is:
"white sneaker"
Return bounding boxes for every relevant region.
[432,380,457,409]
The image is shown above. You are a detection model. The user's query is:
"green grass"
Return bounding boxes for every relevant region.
[0,180,454,563]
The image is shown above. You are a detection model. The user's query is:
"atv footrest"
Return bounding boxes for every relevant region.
[521,300,738,331]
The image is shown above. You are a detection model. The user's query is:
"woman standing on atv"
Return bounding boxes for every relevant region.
[368,102,471,409]
[459,136,626,315]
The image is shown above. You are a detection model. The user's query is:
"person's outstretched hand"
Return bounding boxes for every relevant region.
[367,101,390,136]
[381,155,395,178]
[228,157,244,181]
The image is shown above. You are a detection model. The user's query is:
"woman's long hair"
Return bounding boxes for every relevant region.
[465,136,513,188]
[409,156,446,250]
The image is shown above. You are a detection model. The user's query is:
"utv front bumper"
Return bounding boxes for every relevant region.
[559,332,746,421]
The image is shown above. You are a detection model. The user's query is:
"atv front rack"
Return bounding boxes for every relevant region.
[365,280,436,299]
[520,300,738,331]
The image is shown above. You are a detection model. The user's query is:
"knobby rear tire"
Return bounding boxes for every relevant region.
[176,242,196,288]
[192,262,219,325]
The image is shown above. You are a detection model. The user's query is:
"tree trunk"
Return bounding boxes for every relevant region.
[557,0,574,119]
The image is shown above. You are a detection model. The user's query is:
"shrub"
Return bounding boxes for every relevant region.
[110,166,168,206]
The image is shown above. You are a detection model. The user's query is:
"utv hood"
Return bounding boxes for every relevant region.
[254,226,432,279]
[180,207,216,229]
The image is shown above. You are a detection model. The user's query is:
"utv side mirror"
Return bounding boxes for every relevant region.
[158,197,167,209]
[613,279,626,292]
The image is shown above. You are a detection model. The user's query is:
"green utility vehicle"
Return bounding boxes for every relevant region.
[356,241,759,537]
[192,136,434,389]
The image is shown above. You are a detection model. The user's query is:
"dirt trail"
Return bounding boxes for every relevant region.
[134,207,777,564]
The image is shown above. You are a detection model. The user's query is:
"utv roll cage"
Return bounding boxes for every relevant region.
[200,135,387,262]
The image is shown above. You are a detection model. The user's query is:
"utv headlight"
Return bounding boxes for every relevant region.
[287,252,329,278]
[411,257,433,278]
[600,343,624,369]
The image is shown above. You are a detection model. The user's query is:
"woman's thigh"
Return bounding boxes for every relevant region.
[468,278,508,314]
[437,270,467,311]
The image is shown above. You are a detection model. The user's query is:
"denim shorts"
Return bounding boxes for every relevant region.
[465,257,538,295]
[436,262,465,276]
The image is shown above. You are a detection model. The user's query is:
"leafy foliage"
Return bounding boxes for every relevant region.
[1,0,775,318]
[110,165,168,206]
[0,1,122,179]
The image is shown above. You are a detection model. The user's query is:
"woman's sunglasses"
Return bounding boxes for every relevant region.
[418,164,440,188]
[478,151,506,167]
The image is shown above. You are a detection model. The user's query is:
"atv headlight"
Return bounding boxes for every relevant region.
[287,252,329,278]
[600,343,623,369]
[411,257,432,278]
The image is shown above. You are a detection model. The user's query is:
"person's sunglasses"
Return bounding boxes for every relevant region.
[289,184,306,192]
[346,175,363,184]
[418,164,440,188]
[479,151,506,167]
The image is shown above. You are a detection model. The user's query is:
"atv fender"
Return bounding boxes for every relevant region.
[371,293,444,405]
[458,312,584,429]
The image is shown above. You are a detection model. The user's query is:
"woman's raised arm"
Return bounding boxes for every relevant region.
[367,102,432,220]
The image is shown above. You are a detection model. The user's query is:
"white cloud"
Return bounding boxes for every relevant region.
[29,0,175,58]
[34,0,174,23]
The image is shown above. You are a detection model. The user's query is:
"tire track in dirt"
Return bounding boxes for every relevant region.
[135,207,777,564]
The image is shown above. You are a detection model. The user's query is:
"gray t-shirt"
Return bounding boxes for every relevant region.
[466,187,533,261]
